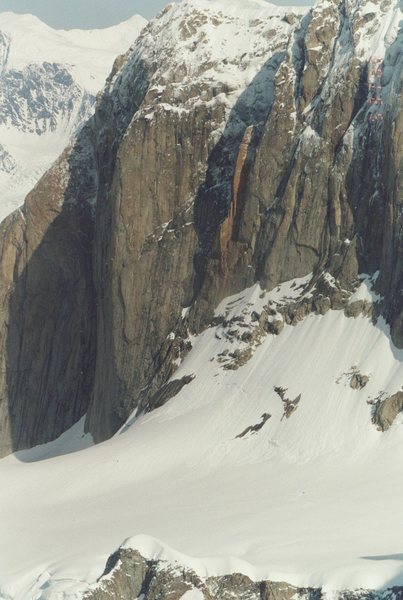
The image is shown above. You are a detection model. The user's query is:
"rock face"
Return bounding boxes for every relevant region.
[373,391,403,430]
[0,0,402,455]
[0,128,97,456]
[84,547,319,600]
[84,546,403,600]
[86,0,308,441]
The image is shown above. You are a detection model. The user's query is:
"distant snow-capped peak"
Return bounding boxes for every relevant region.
[0,12,147,93]
[0,12,147,222]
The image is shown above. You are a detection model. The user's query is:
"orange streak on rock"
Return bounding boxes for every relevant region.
[219,125,254,275]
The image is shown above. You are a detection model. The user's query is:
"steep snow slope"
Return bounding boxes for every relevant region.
[0,12,146,221]
[1,278,403,599]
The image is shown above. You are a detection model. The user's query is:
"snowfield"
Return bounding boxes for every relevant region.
[1,279,403,599]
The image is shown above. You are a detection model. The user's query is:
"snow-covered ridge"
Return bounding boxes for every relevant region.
[111,0,308,122]
[0,12,146,222]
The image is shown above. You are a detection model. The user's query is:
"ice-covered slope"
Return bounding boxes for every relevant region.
[1,279,403,599]
[0,12,146,221]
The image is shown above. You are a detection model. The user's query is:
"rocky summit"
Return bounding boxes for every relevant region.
[0,0,402,598]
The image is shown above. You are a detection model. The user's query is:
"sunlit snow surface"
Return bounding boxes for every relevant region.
[1,280,403,599]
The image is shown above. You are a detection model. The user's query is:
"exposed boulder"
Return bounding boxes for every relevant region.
[350,373,370,390]
[236,413,272,439]
[224,347,254,370]
[373,391,403,431]
[345,300,365,318]
[274,386,302,420]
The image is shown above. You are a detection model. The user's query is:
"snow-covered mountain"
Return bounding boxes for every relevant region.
[0,12,146,221]
[0,0,402,598]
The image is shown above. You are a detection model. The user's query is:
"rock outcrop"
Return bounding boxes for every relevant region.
[373,391,403,430]
[84,546,403,600]
[84,547,319,600]
[0,0,402,455]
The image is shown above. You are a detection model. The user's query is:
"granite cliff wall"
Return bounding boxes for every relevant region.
[0,0,401,454]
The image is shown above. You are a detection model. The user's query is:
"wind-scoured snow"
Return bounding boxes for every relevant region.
[0,12,146,222]
[1,276,403,599]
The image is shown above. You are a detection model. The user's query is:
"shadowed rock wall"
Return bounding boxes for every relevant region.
[0,0,401,454]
